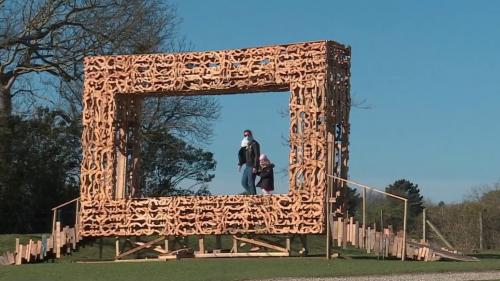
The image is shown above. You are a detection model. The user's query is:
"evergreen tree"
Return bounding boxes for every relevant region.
[384,179,424,231]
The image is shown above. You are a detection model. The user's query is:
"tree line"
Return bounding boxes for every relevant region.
[347,179,500,252]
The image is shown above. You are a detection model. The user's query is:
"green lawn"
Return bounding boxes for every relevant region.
[1,234,499,281]
[1,257,500,281]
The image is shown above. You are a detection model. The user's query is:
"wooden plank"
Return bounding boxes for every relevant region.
[354,222,359,247]
[47,235,53,252]
[41,235,47,259]
[366,227,371,253]
[350,217,356,245]
[195,252,289,258]
[36,240,42,260]
[75,199,80,242]
[27,240,32,262]
[72,228,77,250]
[342,218,347,249]
[7,251,15,265]
[132,242,168,254]
[347,219,351,244]
[232,236,288,253]
[331,219,338,243]
[63,226,70,254]
[337,218,343,247]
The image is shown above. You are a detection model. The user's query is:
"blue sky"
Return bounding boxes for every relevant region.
[171,0,500,202]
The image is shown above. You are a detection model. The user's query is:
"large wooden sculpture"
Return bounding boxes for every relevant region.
[80,40,351,237]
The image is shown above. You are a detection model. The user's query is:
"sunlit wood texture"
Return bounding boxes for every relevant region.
[80,41,351,237]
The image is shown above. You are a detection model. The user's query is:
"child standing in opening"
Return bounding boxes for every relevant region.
[257,154,275,195]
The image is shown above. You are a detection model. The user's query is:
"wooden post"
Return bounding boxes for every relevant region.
[422,208,426,241]
[479,210,483,251]
[326,132,333,259]
[402,200,407,261]
[16,245,23,265]
[198,236,205,254]
[379,209,383,260]
[164,238,170,252]
[75,199,80,242]
[55,221,61,258]
[15,238,19,260]
[362,187,366,246]
[51,210,57,237]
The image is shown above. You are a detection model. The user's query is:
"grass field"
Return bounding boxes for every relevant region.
[1,234,499,281]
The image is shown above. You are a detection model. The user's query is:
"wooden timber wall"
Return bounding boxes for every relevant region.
[80,41,351,237]
[330,217,478,262]
[0,222,82,265]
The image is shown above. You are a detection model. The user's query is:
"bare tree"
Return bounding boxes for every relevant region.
[0,0,179,121]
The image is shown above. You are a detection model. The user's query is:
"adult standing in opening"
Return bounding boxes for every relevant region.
[237,129,260,195]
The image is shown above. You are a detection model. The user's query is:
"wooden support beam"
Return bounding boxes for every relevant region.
[198,236,205,254]
[115,236,166,260]
[114,238,119,258]
[132,242,169,254]
[231,237,238,253]
[232,236,288,253]
[195,252,289,258]
[164,238,169,253]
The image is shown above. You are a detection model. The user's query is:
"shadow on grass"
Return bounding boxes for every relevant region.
[471,253,500,259]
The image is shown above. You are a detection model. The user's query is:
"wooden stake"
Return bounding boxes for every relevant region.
[362,187,366,247]
[402,200,407,261]
[479,210,483,251]
[55,222,61,258]
[422,208,426,241]
[75,199,80,242]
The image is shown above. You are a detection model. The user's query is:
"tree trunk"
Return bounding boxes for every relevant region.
[0,84,12,168]
[0,85,12,123]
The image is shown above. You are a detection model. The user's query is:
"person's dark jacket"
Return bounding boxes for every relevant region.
[257,164,275,191]
[238,140,260,170]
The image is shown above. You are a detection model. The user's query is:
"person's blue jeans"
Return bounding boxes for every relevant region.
[241,164,256,195]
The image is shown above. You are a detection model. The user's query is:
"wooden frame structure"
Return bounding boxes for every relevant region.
[80,40,351,237]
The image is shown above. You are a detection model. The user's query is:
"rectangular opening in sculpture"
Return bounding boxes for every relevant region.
[115,92,292,199]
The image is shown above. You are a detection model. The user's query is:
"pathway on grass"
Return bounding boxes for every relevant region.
[263,271,500,281]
